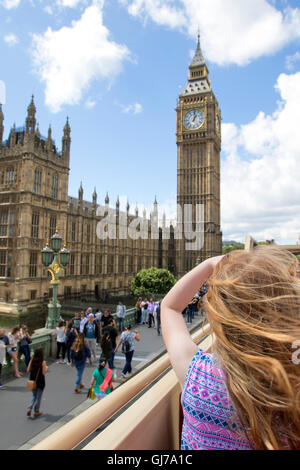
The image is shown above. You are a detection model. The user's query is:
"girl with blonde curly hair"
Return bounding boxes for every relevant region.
[161,246,300,450]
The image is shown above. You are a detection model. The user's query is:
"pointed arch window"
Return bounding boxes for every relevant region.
[51,174,58,199]
[34,169,42,194]
[6,167,14,185]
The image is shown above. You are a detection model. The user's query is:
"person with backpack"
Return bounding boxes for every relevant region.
[115,324,140,378]
[89,356,117,401]
[70,333,92,394]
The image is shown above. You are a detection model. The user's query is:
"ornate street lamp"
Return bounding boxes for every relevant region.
[41,229,70,329]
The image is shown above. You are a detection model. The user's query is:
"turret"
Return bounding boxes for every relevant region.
[25,95,36,137]
[78,181,83,201]
[92,187,97,205]
[47,124,53,152]
[9,123,16,147]
[62,116,71,164]
[116,195,120,211]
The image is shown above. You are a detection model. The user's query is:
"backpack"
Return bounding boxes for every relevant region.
[121,334,131,354]
[99,368,113,394]
[73,349,84,361]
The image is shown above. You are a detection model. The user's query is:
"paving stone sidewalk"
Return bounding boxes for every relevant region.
[0,317,203,450]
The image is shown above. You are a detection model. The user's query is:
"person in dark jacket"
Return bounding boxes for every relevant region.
[103,319,118,370]
[70,334,92,393]
[65,321,78,365]
[26,348,48,418]
[100,331,113,364]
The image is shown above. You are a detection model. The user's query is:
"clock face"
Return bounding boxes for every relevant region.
[184,109,204,130]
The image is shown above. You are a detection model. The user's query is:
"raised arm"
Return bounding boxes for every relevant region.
[161,256,223,388]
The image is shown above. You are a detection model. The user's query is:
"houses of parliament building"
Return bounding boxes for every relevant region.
[0,37,222,316]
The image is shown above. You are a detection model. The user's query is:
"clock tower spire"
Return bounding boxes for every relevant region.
[176,36,222,277]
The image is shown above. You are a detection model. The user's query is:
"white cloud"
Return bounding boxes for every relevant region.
[55,0,88,8]
[0,0,20,9]
[31,1,132,113]
[122,102,143,114]
[0,81,6,104]
[85,98,96,108]
[221,71,300,244]
[121,0,300,66]
[4,33,19,46]
[285,51,300,70]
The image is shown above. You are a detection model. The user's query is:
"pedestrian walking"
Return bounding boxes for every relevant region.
[100,309,115,330]
[56,320,66,364]
[103,319,118,370]
[83,314,99,362]
[115,324,140,378]
[7,326,22,378]
[116,301,126,332]
[65,321,78,364]
[89,356,117,401]
[100,331,113,364]
[72,312,81,333]
[0,329,9,389]
[26,348,48,418]
[141,299,148,324]
[19,325,32,367]
[135,298,142,324]
[85,307,96,318]
[147,299,155,328]
[79,311,87,333]
[161,246,300,450]
[155,302,161,336]
[70,334,92,393]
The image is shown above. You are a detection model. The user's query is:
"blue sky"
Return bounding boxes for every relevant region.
[1,0,300,244]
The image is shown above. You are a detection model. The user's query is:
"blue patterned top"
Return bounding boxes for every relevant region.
[181,349,253,450]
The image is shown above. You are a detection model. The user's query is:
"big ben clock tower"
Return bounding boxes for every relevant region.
[176,35,222,277]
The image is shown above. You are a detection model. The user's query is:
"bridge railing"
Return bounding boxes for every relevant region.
[31,323,212,450]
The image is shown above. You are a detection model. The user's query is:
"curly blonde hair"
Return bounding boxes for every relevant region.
[205,245,300,450]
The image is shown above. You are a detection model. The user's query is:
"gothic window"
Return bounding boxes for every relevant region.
[0,209,8,236]
[95,255,102,274]
[0,250,6,276]
[49,215,56,238]
[29,252,38,278]
[71,221,76,242]
[51,174,58,199]
[31,213,39,239]
[34,169,42,194]
[9,209,14,237]
[69,254,75,275]
[86,224,91,243]
[7,251,12,277]
[6,167,14,185]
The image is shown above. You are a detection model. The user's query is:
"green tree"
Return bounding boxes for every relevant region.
[131,268,176,296]
[222,243,245,254]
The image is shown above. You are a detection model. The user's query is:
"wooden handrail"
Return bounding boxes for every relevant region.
[31,323,211,450]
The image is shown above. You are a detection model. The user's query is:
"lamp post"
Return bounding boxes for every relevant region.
[41,229,70,329]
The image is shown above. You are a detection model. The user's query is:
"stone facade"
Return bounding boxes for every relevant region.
[0,38,221,316]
